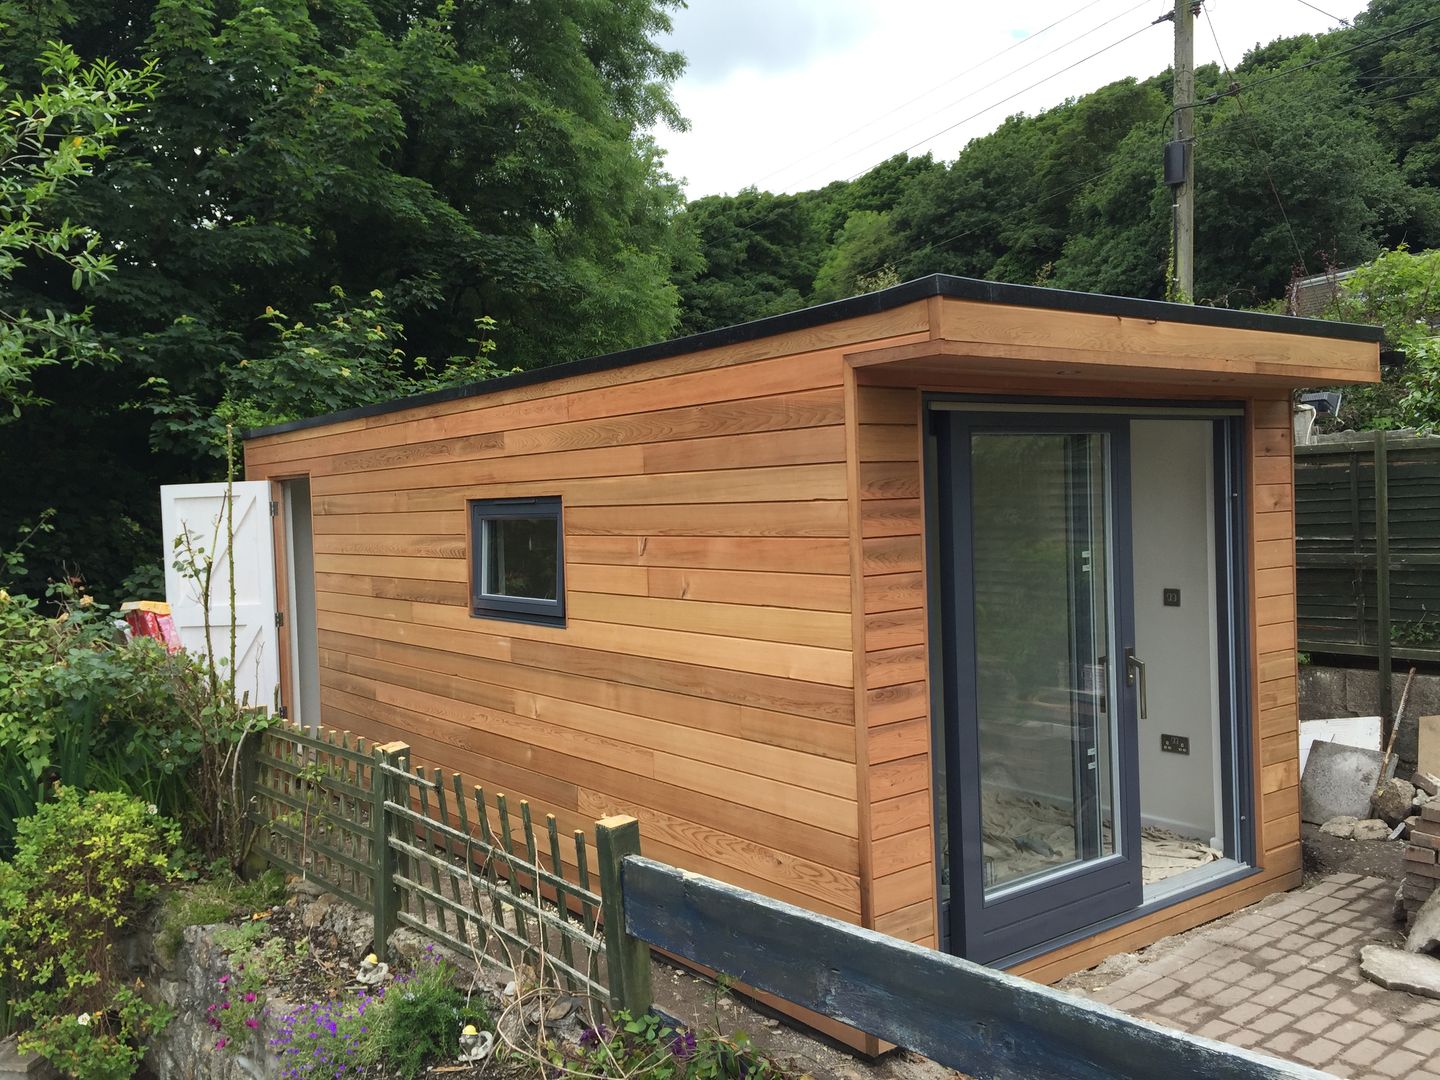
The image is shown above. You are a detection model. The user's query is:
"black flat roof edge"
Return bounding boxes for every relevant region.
[243,274,1384,440]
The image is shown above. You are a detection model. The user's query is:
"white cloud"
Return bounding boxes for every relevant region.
[654,0,1356,198]
[664,0,878,83]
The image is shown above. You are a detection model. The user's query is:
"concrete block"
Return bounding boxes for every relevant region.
[0,1038,56,1079]
[1301,739,1396,824]
[1361,945,1440,999]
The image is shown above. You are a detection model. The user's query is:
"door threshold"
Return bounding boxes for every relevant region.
[1143,857,1245,905]
[992,861,1259,971]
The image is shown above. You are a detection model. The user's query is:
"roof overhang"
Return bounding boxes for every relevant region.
[845,295,1382,390]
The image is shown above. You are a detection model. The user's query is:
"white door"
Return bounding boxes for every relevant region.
[160,482,280,713]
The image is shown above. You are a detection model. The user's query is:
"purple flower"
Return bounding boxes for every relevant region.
[579,1024,608,1049]
[246,1017,261,1030]
[243,991,257,1003]
[670,1031,697,1061]
[218,974,230,985]
[215,1037,229,1050]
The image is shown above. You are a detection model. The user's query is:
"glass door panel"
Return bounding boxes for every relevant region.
[971,432,1119,897]
[933,410,1142,964]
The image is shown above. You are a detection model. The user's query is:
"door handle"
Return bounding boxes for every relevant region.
[1125,648,1148,720]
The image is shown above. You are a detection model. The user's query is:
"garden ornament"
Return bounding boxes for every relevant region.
[458,1024,494,1062]
[355,952,389,987]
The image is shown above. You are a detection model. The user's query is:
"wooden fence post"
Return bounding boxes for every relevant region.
[373,741,409,961]
[1375,430,1393,729]
[595,815,653,1016]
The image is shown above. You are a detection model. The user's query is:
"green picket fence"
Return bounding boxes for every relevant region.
[246,721,651,1013]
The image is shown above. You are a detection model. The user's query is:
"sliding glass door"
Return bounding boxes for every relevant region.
[934,412,1142,963]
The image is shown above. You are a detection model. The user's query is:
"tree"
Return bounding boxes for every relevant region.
[0,41,154,416]
[1312,247,1440,432]
[0,0,693,597]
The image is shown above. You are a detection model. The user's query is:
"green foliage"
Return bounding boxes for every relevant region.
[147,287,512,451]
[0,0,696,597]
[156,867,285,962]
[0,788,179,1078]
[1311,247,1440,431]
[19,987,167,1080]
[556,1011,784,1080]
[207,926,310,1054]
[0,41,156,419]
[0,578,199,850]
[0,514,274,862]
[363,956,487,1080]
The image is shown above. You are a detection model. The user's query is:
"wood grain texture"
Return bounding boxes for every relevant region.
[248,344,867,926]
[851,384,940,941]
[247,299,1326,1005]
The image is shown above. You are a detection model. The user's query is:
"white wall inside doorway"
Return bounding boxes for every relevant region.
[1130,420,1224,847]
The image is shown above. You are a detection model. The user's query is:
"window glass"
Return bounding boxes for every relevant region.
[482,516,558,600]
[469,497,564,625]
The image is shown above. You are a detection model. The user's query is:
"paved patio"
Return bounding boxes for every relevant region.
[1071,874,1440,1078]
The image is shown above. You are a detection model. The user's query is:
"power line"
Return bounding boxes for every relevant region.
[749,0,1121,190]
[1289,0,1351,26]
[1161,8,1440,129]
[782,0,1159,192]
[839,15,1164,185]
[1203,6,1309,275]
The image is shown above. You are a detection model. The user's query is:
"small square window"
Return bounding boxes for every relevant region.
[469,497,564,626]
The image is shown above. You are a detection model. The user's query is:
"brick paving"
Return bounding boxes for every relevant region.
[1072,875,1440,1078]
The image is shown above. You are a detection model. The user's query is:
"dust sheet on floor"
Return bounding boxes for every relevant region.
[980,791,1222,886]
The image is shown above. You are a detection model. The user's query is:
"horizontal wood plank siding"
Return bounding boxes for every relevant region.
[246,327,948,934]
[852,382,939,951]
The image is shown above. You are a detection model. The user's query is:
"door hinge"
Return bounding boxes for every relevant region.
[275,610,284,628]
[269,500,279,518]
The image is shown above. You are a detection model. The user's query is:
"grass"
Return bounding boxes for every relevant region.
[156,866,286,963]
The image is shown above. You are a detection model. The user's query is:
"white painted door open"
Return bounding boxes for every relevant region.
[160,482,280,713]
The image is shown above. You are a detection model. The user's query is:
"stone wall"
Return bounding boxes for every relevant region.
[1299,664,1440,769]
[129,920,287,1080]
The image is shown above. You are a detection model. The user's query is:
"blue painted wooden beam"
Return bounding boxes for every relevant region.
[621,858,1331,1080]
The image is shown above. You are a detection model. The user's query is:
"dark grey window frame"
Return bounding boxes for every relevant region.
[469,496,565,627]
[922,395,1255,964]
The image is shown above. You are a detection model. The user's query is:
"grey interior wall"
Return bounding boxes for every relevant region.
[1130,420,1222,845]
[284,477,322,731]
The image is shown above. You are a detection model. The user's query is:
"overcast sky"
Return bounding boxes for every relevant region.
[652,0,1358,198]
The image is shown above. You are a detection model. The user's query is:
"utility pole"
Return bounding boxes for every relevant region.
[1171,2,1196,300]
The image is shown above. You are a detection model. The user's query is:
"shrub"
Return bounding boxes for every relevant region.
[0,582,203,852]
[0,788,179,1078]
[363,954,488,1079]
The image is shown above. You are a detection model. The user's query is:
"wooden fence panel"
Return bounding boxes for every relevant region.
[1296,433,1440,674]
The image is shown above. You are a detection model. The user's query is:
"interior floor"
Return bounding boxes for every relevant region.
[979,791,1222,889]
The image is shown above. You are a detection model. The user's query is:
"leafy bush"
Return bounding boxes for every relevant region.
[0,788,179,1077]
[0,580,204,851]
[0,511,275,861]
[363,954,488,1080]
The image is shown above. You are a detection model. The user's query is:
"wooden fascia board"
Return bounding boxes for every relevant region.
[843,337,1380,388]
